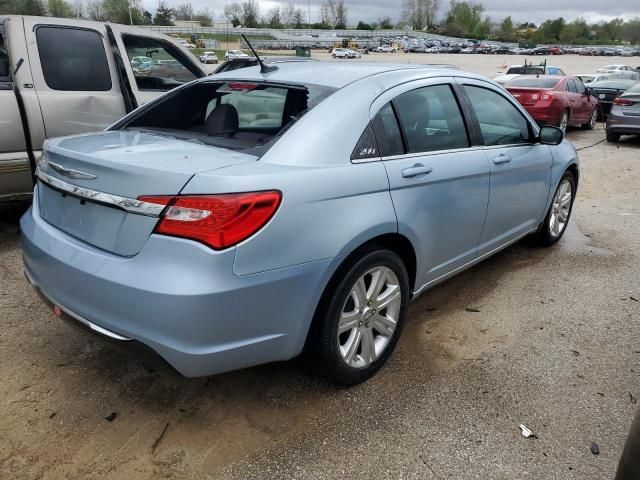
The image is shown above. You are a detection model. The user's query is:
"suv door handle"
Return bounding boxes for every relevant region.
[401,164,433,178]
[492,154,512,165]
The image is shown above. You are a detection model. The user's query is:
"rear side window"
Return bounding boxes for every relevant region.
[464,85,531,146]
[122,35,198,91]
[393,84,469,153]
[372,103,404,157]
[565,79,577,92]
[36,27,111,91]
[351,123,379,161]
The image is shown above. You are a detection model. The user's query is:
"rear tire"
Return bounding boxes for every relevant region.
[557,109,569,132]
[310,248,409,386]
[531,172,576,247]
[606,132,620,142]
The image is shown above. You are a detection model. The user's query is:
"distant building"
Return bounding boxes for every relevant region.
[174,20,202,28]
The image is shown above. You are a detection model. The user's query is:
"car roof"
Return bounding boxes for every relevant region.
[210,61,461,89]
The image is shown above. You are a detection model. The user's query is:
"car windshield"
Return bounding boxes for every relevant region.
[507,77,560,88]
[122,81,336,156]
[506,66,544,75]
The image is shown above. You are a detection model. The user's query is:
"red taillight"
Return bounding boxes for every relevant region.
[613,97,634,106]
[139,191,281,249]
[540,93,554,101]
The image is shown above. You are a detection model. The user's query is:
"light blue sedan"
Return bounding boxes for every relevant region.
[21,62,578,385]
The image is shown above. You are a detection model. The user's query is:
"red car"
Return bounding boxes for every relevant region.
[505,75,598,131]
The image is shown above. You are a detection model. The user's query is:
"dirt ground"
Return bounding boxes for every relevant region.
[1,55,639,479]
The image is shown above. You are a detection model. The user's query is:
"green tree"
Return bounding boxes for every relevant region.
[48,0,74,17]
[623,18,640,45]
[224,3,242,27]
[534,17,565,42]
[241,0,259,28]
[193,8,212,26]
[378,16,393,29]
[499,15,515,41]
[356,21,372,30]
[22,0,47,15]
[444,0,485,37]
[154,0,175,25]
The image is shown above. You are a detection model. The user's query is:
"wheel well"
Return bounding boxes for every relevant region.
[566,163,579,187]
[303,233,418,352]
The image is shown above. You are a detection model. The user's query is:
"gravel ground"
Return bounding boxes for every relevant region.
[1,55,639,479]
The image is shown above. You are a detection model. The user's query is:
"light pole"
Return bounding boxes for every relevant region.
[308,0,311,29]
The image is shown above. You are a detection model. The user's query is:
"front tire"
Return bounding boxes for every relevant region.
[311,248,409,386]
[532,172,576,246]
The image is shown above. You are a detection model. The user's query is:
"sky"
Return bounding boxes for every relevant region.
[141,0,640,26]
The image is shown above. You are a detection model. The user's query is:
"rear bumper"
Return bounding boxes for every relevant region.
[606,113,640,136]
[21,190,333,377]
[522,105,563,125]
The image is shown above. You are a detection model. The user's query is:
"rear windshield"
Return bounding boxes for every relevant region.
[506,66,544,75]
[592,80,637,89]
[627,83,640,94]
[507,77,560,88]
[122,80,336,156]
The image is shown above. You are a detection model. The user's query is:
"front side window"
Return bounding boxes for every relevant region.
[464,85,531,146]
[122,35,198,91]
[393,84,469,153]
[36,27,111,91]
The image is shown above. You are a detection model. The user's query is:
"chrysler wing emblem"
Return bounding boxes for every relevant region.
[599,94,605,99]
[47,160,97,180]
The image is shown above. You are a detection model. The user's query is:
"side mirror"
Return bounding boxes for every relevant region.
[539,126,564,145]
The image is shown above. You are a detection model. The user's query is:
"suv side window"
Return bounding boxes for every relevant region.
[122,35,198,91]
[36,27,111,91]
[393,84,469,153]
[464,85,531,146]
[372,103,405,157]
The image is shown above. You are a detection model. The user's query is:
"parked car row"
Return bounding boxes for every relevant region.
[498,61,640,142]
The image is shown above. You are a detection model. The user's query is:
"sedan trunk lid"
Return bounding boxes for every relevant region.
[37,130,256,256]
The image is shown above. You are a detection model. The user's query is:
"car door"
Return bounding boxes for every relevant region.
[108,25,204,107]
[458,79,552,255]
[22,18,127,139]
[371,79,491,289]
[0,30,32,200]
[573,78,592,121]
[564,79,581,123]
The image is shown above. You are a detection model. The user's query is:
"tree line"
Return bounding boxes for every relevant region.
[1,0,639,45]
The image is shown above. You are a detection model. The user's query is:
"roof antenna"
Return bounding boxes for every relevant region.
[241,34,277,74]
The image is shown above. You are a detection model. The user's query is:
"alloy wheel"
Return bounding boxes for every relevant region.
[549,179,573,238]
[589,109,597,128]
[559,111,569,132]
[337,266,402,368]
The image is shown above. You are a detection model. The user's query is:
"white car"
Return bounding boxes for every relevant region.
[178,40,196,49]
[494,64,566,84]
[225,50,250,61]
[199,51,218,64]
[597,64,634,74]
[332,48,361,59]
[375,45,397,53]
[574,74,596,85]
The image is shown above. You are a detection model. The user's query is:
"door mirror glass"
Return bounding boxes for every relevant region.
[539,126,564,145]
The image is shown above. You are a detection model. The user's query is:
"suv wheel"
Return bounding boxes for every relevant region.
[312,248,409,386]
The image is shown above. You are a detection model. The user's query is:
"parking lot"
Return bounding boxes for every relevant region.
[1,54,639,479]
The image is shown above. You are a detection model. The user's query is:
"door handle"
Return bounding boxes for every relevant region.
[401,164,433,178]
[492,154,512,165]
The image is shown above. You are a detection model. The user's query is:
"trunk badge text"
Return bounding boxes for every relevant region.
[46,160,97,180]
